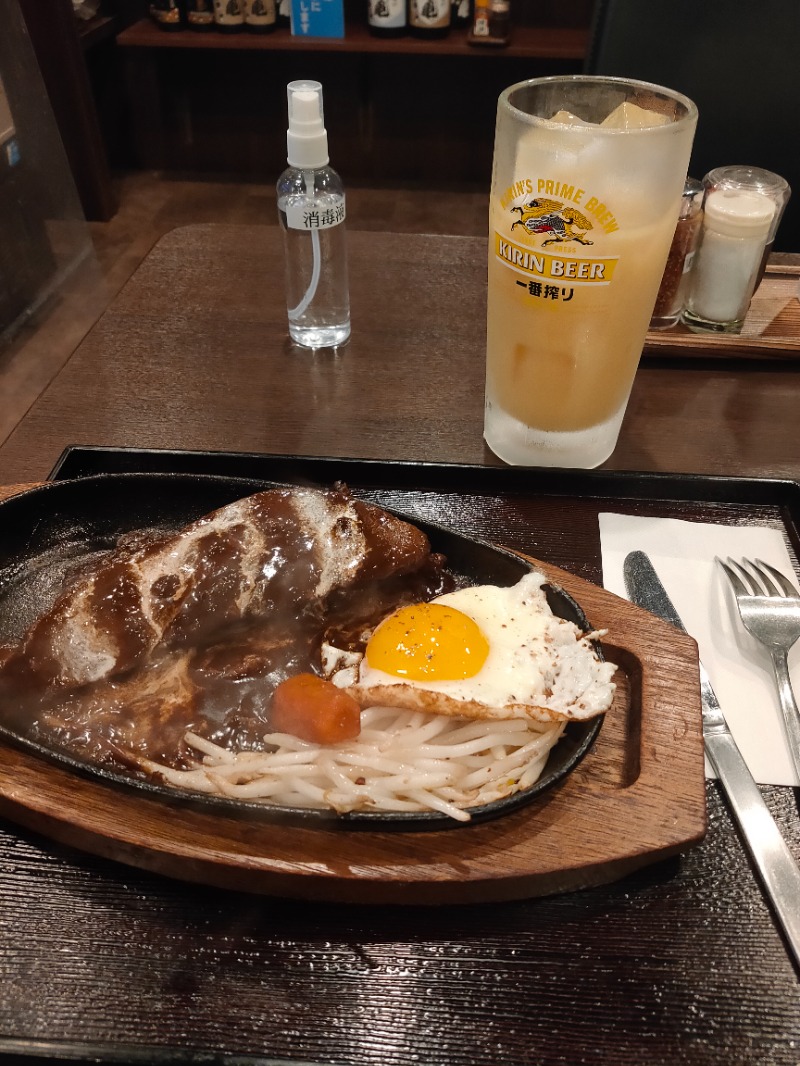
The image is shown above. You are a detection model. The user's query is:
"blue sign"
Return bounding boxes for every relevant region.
[290,0,344,37]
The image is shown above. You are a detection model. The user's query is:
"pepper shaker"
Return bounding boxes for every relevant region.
[683,174,775,334]
[650,177,703,330]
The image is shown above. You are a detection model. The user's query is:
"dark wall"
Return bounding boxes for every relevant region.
[585,0,800,251]
[137,49,581,187]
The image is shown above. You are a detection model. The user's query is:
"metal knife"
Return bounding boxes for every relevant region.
[623,549,800,970]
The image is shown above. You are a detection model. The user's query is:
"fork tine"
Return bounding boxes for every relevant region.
[754,558,800,598]
[750,562,785,596]
[727,558,763,596]
[716,556,750,597]
[742,557,779,596]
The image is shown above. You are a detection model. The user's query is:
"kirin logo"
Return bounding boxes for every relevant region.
[510,198,594,247]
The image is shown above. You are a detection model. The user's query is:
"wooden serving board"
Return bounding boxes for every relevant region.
[643,263,800,361]
[0,484,706,904]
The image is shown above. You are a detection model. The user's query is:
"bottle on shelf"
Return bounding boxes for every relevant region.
[451,0,470,28]
[186,0,215,29]
[277,80,351,350]
[468,0,510,45]
[368,0,407,37]
[213,0,245,31]
[244,0,277,31]
[276,0,291,25]
[408,0,451,38]
[149,0,183,30]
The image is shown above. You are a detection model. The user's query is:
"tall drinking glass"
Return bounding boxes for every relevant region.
[484,76,697,467]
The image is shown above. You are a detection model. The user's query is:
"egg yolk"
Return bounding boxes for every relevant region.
[365,603,489,681]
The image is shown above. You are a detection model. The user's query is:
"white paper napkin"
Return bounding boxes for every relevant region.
[599,513,800,786]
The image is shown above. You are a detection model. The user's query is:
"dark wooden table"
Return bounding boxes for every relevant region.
[0,225,799,1065]
[1,225,800,483]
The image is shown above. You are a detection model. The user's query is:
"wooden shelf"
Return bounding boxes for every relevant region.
[77,13,118,50]
[118,17,588,59]
[117,11,589,179]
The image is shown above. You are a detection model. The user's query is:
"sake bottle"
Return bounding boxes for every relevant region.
[186,0,215,28]
[368,0,406,37]
[409,0,450,38]
[244,0,277,31]
[213,0,245,31]
[149,0,183,30]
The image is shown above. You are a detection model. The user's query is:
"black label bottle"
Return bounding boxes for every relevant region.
[276,0,291,26]
[245,0,276,31]
[186,0,214,29]
[213,0,245,31]
[149,0,183,30]
[368,0,406,37]
[451,0,470,28]
[409,0,450,38]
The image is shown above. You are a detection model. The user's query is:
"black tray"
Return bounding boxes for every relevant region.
[49,447,800,584]
[0,446,792,1066]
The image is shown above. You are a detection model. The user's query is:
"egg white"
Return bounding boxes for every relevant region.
[326,572,616,723]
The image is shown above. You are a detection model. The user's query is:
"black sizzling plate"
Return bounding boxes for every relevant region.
[0,473,604,830]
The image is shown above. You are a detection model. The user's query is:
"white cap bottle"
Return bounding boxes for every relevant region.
[684,182,775,333]
[276,81,350,349]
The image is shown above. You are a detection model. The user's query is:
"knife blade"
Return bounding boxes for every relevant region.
[623,549,800,970]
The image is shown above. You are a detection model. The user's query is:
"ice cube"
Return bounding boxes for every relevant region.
[515,122,592,173]
[549,109,596,127]
[600,101,670,129]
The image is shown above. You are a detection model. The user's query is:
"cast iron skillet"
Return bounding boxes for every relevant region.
[0,473,604,830]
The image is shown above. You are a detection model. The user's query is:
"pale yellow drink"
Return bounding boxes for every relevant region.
[484,78,697,467]
[487,206,676,432]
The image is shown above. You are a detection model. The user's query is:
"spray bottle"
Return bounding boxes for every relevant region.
[277,80,350,348]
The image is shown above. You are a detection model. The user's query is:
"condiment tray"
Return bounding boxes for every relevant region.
[643,262,800,360]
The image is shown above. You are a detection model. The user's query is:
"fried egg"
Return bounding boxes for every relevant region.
[325,571,616,723]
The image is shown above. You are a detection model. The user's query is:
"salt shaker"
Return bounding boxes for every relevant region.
[704,165,790,288]
[650,177,703,330]
[683,176,775,334]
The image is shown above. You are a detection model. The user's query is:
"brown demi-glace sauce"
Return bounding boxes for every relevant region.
[0,487,455,775]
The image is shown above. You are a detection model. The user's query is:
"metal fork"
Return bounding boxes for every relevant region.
[717,557,800,784]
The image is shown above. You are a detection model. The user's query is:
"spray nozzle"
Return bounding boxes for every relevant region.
[286,79,329,169]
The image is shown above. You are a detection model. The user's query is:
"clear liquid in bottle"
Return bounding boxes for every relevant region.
[277,166,350,349]
[277,81,350,350]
